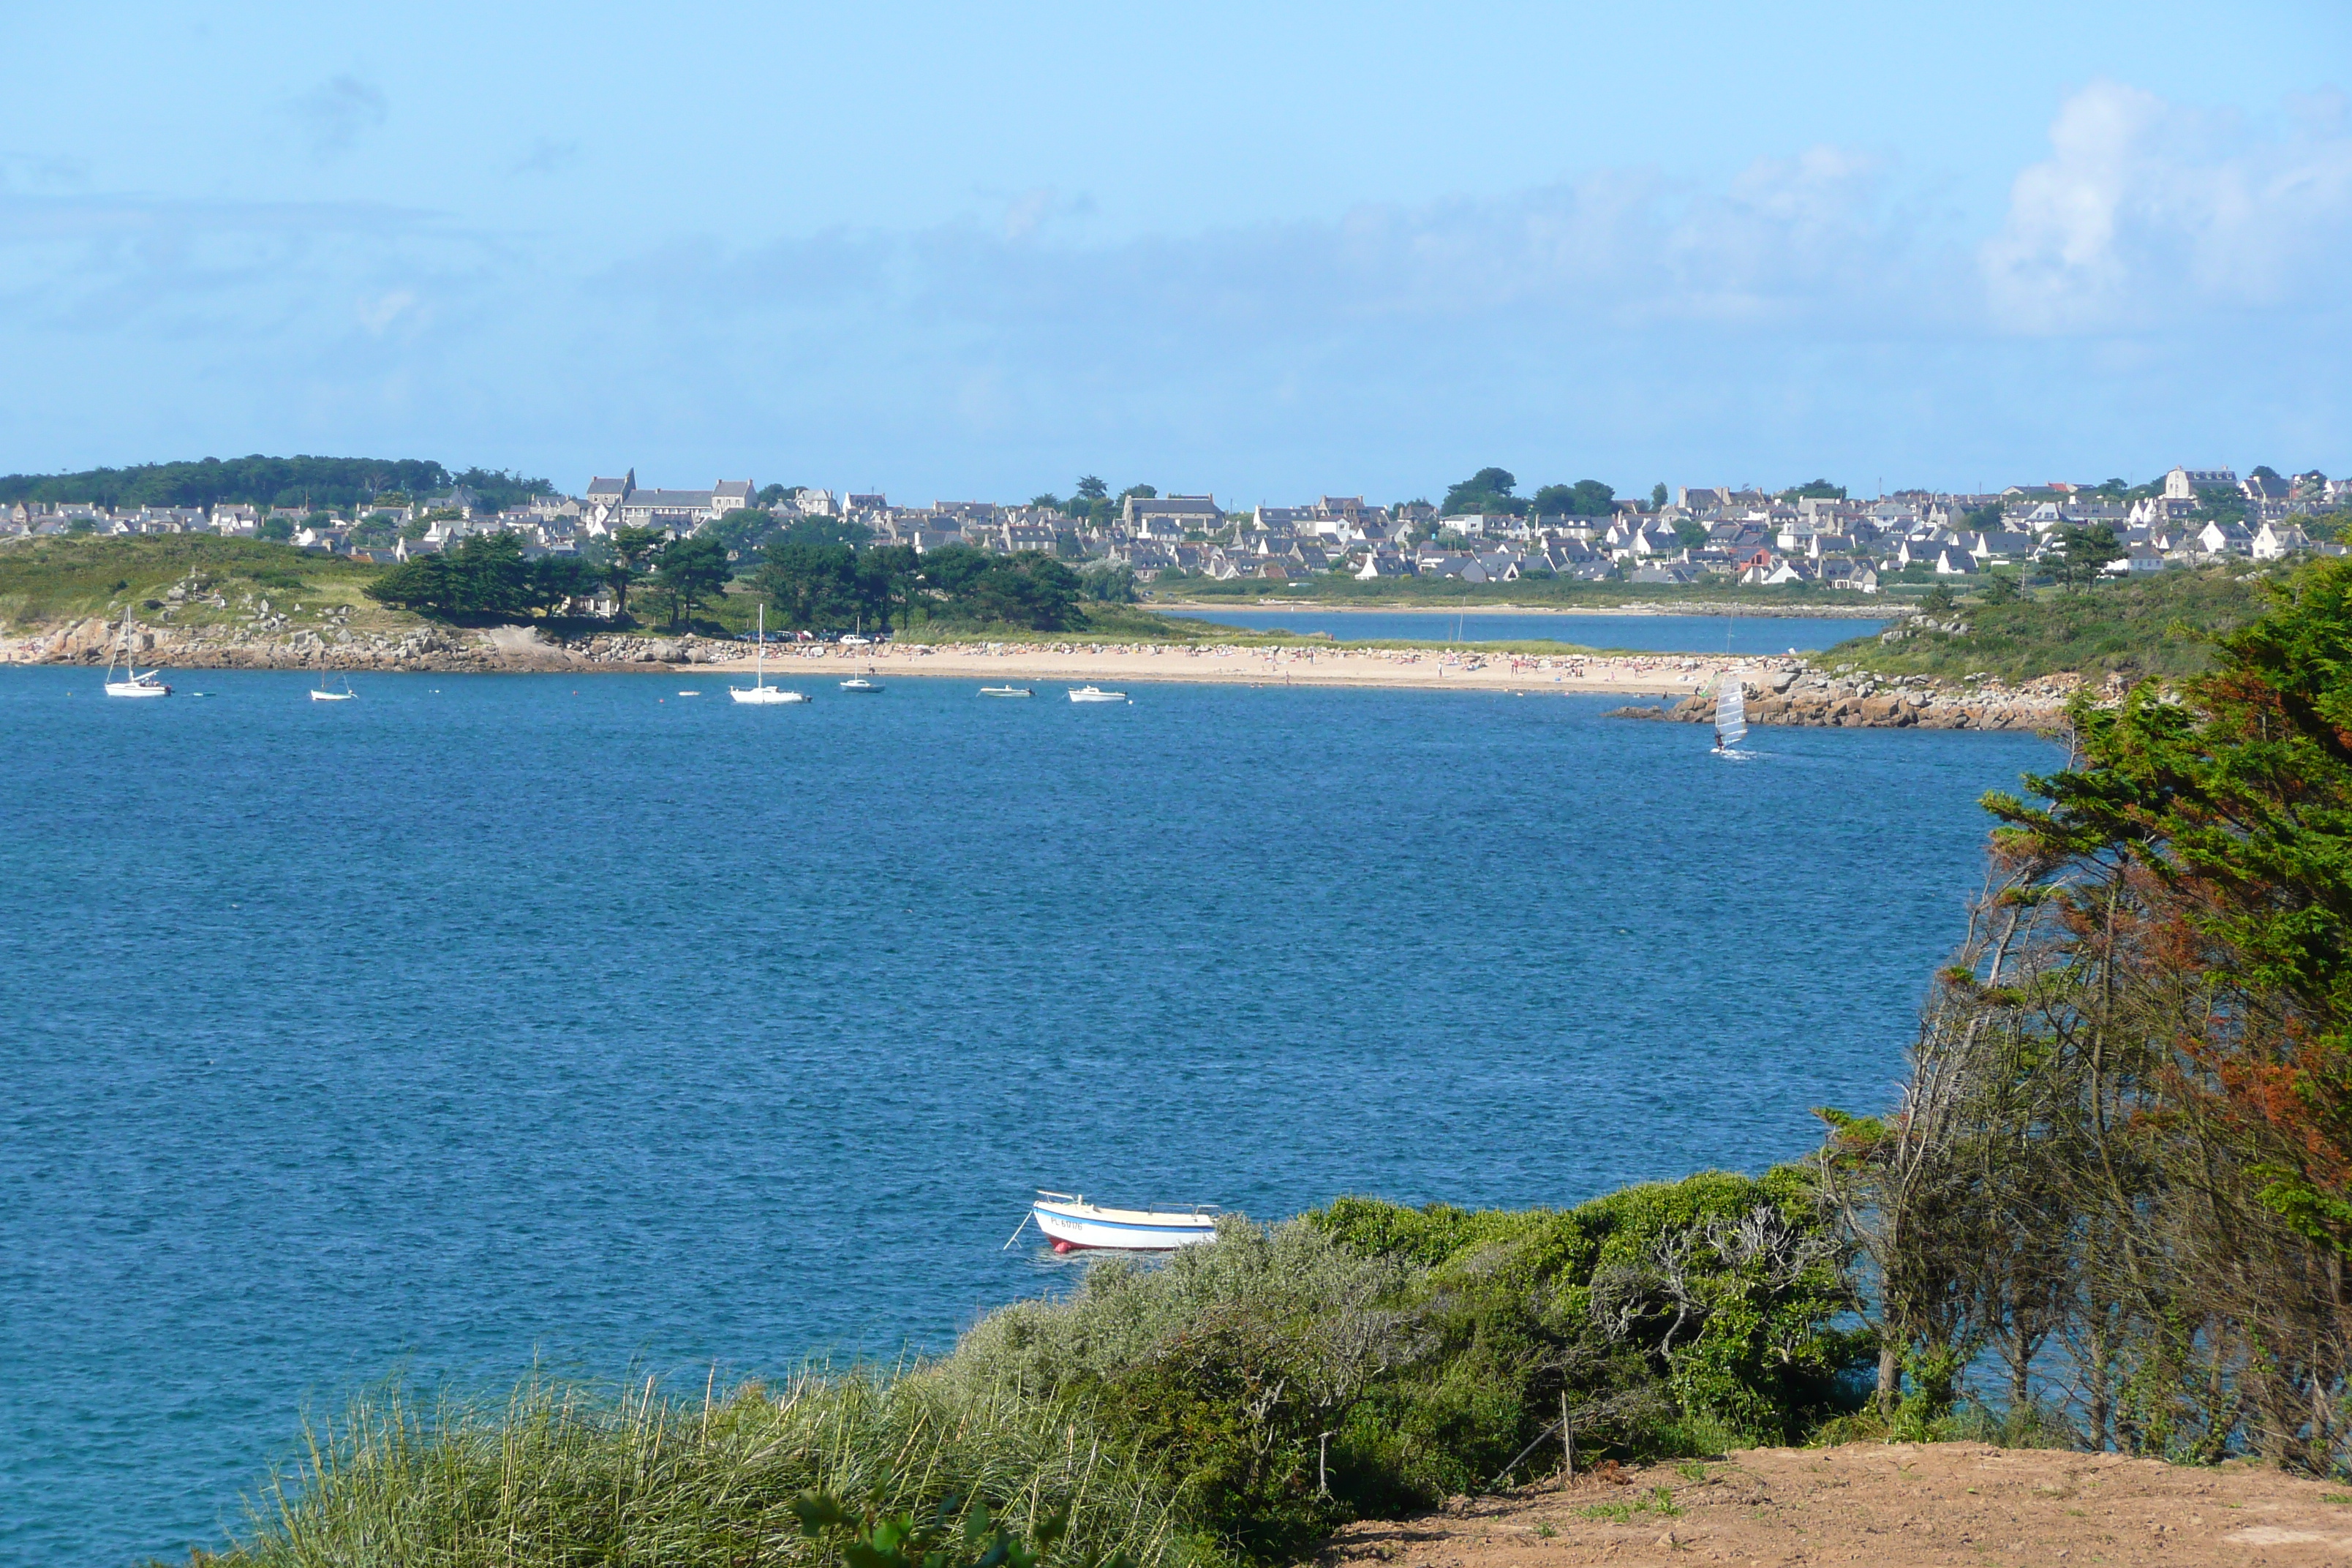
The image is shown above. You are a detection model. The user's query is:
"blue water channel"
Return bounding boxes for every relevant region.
[0,667,2042,1566]
[1155,608,1882,652]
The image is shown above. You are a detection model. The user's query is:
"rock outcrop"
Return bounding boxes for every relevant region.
[1610,666,2073,732]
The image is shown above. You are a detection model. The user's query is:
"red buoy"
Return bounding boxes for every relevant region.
[1052,1239,1075,1254]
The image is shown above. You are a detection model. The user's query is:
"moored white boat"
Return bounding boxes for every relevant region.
[103,607,172,698]
[731,607,812,704]
[1066,685,1126,704]
[1027,1191,1218,1253]
[840,677,882,693]
[311,646,356,701]
[979,685,1033,698]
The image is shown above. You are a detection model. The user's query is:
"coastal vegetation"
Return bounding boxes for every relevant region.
[0,534,385,629]
[200,1172,1860,1568]
[1817,559,2352,1469]
[363,532,606,619]
[1823,565,2271,683]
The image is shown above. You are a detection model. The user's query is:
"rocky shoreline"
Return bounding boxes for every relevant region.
[1608,664,2076,731]
[1,614,753,673]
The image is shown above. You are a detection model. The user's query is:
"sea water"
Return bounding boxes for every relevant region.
[0,668,2048,1566]
[1156,608,1881,652]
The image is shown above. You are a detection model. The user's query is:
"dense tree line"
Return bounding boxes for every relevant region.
[0,455,553,513]
[1820,558,2352,1468]
[0,455,454,510]
[363,532,601,618]
[750,541,1079,633]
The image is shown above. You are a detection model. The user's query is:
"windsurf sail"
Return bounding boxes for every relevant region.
[1715,674,1747,750]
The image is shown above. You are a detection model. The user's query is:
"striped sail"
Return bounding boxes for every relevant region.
[1715,676,1747,749]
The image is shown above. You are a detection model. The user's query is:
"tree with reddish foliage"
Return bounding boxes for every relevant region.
[1820,557,2352,1470]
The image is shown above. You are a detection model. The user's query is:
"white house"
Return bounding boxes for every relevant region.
[2196,519,2255,556]
[2253,521,2313,560]
[2164,466,2239,500]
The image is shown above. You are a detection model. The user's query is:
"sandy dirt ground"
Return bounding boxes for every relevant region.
[706,641,1735,696]
[1319,1443,2352,1567]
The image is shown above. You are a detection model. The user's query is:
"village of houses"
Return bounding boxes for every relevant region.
[7,465,2349,592]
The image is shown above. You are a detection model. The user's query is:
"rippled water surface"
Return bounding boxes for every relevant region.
[0,667,2048,1566]
[1156,608,1882,651]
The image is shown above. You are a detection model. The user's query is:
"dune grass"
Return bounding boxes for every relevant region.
[200,1370,1183,1568]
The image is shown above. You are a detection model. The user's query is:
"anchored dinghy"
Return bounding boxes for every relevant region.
[1008,1191,1219,1253]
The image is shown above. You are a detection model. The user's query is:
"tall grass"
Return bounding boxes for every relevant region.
[209,1369,1183,1568]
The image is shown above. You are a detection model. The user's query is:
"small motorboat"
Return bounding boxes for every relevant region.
[1067,686,1128,704]
[1012,1191,1219,1254]
[839,677,883,693]
[979,685,1033,698]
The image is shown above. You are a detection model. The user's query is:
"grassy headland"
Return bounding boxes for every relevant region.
[0,535,391,633]
[1819,565,2271,683]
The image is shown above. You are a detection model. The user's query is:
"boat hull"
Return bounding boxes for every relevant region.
[1066,687,1126,704]
[730,687,810,704]
[309,690,355,701]
[1031,1200,1217,1252]
[105,679,170,698]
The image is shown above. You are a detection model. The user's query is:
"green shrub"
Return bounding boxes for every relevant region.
[949,1170,1865,1563]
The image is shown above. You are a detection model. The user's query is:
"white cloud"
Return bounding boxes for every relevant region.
[3,83,2348,491]
[1982,80,2352,333]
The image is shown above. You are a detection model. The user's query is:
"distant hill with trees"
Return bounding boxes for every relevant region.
[0,456,551,513]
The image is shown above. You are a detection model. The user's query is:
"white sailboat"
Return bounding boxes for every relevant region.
[1714,672,1747,753]
[310,645,356,701]
[731,606,810,704]
[103,608,171,698]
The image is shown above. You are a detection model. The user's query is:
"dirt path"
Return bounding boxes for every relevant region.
[1320,1443,2352,1567]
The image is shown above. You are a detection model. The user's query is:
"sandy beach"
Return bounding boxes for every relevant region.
[707,639,1745,696]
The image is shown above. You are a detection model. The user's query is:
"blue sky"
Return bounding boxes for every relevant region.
[2,1,2347,502]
